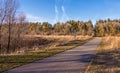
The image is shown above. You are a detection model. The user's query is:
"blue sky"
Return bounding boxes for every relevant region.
[19,0,120,24]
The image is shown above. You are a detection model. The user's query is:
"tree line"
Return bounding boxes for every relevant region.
[25,19,120,37]
[28,20,94,36]
[95,19,120,36]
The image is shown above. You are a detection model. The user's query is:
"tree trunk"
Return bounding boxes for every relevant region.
[0,25,2,54]
[7,23,11,53]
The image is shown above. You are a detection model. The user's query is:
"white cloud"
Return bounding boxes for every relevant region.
[26,14,55,24]
[26,14,42,22]
[60,5,69,22]
[61,6,65,12]
[55,5,58,14]
[54,5,59,23]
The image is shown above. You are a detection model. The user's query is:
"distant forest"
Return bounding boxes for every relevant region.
[2,19,119,36]
[2,18,120,36]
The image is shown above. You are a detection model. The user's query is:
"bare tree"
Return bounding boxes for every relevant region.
[16,13,26,50]
[0,0,8,53]
[4,0,19,53]
[0,0,3,54]
[18,13,26,38]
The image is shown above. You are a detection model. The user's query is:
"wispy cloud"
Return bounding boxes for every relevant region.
[61,6,65,12]
[55,5,58,14]
[60,5,69,22]
[54,0,70,23]
[26,14,45,23]
[54,5,59,23]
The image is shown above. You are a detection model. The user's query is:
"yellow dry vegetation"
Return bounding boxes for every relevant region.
[86,36,120,73]
[25,35,92,50]
[97,36,120,53]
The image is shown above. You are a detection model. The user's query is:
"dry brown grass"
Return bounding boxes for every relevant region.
[1,35,91,55]
[86,36,120,73]
[25,35,92,50]
[101,36,119,50]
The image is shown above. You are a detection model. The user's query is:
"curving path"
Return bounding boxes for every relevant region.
[4,37,101,73]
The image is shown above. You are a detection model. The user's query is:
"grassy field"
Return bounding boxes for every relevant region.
[85,36,120,73]
[0,35,92,72]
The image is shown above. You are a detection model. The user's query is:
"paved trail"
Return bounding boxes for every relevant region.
[4,37,101,73]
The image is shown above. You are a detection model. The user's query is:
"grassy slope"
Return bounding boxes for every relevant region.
[0,37,92,72]
[85,37,120,73]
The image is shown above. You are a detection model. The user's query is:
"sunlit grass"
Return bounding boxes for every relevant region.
[85,36,120,73]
